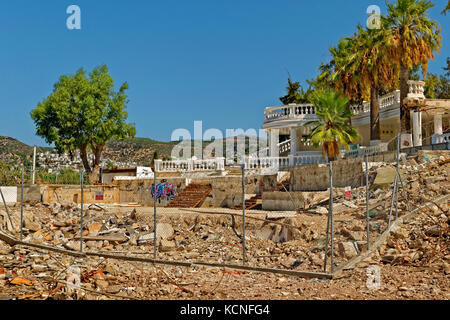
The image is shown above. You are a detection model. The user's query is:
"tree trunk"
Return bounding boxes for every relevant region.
[370,86,381,143]
[88,144,104,185]
[79,145,91,174]
[399,64,411,134]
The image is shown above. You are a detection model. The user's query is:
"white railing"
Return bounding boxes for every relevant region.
[407,80,425,99]
[155,158,225,172]
[290,154,326,166]
[279,139,291,154]
[244,154,326,170]
[248,139,291,157]
[344,143,389,158]
[244,157,290,169]
[380,90,401,108]
[351,91,400,116]
[265,81,423,122]
[432,132,450,144]
[264,103,316,123]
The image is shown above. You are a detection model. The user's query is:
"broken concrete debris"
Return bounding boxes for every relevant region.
[0,151,448,300]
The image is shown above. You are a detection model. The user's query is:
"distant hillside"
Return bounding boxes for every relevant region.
[104,137,178,166]
[0,136,34,165]
[0,135,268,167]
[0,136,178,167]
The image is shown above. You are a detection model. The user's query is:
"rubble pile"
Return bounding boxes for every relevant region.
[0,152,448,300]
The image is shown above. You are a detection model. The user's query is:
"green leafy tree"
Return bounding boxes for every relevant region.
[442,1,450,14]
[31,65,136,184]
[444,57,450,77]
[151,150,159,166]
[106,161,117,169]
[0,161,20,186]
[424,58,450,99]
[386,0,442,133]
[279,78,312,105]
[305,89,360,161]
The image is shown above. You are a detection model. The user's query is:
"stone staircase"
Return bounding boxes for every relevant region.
[233,194,263,210]
[245,194,262,210]
[165,184,212,208]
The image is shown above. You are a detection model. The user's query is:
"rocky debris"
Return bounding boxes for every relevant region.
[338,242,359,259]
[0,152,447,300]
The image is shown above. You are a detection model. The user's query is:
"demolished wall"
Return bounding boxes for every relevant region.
[262,191,330,211]
[289,158,365,191]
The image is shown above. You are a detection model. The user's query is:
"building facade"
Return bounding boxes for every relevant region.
[262,80,450,163]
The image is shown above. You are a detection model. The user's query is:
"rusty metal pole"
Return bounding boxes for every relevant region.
[153,168,157,259]
[242,163,246,265]
[329,161,334,273]
[365,155,370,250]
[20,165,24,241]
[80,168,84,252]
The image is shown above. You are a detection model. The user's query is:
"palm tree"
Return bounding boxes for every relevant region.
[442,1,450,14]
[327,37,363,100]
[321,24,396,145]
[346,24,399,144]
[386,0,442,133]
[305,89,360,161]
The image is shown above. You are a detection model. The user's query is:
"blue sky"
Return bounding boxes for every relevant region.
[0,0,448,146]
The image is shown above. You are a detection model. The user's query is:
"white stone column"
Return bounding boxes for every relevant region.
[289,127,297,167]
[154,159,162,172]
[290,127,297,156]
[434,114,443,135]
[269,129,279,158]
[412,110,422,147]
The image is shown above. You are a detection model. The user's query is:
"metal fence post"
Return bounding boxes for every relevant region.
[153,167,157,259]
[20,165,24,241]
[329,161,334,273]
[395,134,400,219]
[365,155,370,250]
[80,168,84,252]
[323,204,331,273]
[242,163,246,265]
[388,174,398,230]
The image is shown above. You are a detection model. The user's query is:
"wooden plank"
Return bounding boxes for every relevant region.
[0,230,18,246]
[73,234,128,242]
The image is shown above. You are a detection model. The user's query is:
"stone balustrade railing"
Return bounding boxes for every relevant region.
[351,91,400,116]
[290,154,326,166]
[248,139,291,157]
[244,154,326,169]
[380,90,401,109]
[264,80,425,122]
[344,143,388,158]
[432,132,450,144]
[155,158,225,172]
[244,157,290,169]
[407,80,425,99]
[279,139,291,154]
[264,103,316,123]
